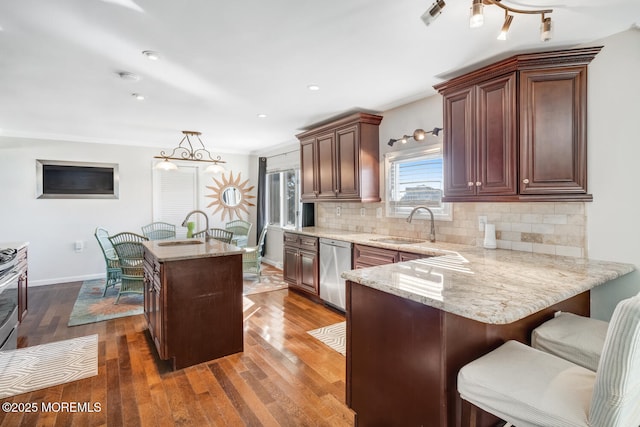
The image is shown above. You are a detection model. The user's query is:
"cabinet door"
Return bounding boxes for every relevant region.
[283,246,300,285]
[519,67,588,195]
[335,125,360,199]
[152,281,164,358]
[316,131,337,199]
[443,86,476,197]
[300,138,317,200]
[476,73,517,195]
[298,250,319,295]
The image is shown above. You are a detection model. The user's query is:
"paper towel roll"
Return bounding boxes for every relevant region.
[484,224,497,249]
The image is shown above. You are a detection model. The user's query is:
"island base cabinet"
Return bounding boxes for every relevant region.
[144,250,243,370]
[346,281,589,427]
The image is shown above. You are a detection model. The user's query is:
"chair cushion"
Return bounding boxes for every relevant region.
[458,340,596,427]
[532,312,608,372]
[589,295,640,427]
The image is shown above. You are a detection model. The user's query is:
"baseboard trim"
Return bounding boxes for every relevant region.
[261,257,282,270]
[30,273,104,287]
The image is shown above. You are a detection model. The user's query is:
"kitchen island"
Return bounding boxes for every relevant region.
[142,238,244,370]
[340,247,635,426]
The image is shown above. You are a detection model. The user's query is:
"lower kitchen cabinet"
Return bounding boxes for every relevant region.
[283,232,319,297]
[142,247,243,370]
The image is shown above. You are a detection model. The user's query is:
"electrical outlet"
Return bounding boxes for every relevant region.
[336,206,341,217]
[478,215,487,232]
[376,207,383,218]
[360,207,366,217]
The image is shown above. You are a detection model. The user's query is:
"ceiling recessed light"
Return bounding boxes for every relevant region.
[131,93,145,100]
[117,71,140,81]
[307,84,320,91]
[257,113,268,118]
[142,50,160,60]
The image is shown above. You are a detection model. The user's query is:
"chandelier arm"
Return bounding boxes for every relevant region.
[483,0,552,15]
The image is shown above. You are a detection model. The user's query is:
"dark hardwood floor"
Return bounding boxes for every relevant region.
[1,282,353,426]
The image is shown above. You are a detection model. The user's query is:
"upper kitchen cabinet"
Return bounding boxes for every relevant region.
[297,112,383,203]
[435,46,601,202]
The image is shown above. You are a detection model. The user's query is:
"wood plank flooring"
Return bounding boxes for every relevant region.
[1,282,353,426]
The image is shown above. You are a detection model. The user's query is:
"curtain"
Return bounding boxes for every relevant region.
[256,157,267,255]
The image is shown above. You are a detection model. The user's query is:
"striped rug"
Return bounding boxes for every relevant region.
[0,334,98,399]
[307,321,346,356]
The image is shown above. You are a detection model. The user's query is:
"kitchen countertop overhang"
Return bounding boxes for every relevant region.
[293,227,636,324]
[142,239,244,262]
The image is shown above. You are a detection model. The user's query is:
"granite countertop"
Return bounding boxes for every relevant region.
[143,238,244,262]
[294,227,636,325]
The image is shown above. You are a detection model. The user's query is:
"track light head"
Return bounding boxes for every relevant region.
[540,16,553,42]
[497,14,513,40]
[469,0,484,28]
[421,0,446,26]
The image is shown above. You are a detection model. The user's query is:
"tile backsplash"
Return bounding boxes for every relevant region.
[316,202,587,258]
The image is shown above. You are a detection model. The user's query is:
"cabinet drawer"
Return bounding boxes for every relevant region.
[283,232,300,245]
[299,236,318,251]
[353,244,399,266]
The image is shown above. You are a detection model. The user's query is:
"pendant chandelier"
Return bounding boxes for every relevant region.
[154,130,226,173]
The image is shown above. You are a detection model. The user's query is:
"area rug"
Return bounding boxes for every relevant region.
[307,321,346,356]
[68,279,143,326]
[243,263,288,296]
[0,334,98,399]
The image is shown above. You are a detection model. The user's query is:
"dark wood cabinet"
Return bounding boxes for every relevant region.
[16,246,28,322]
[443,74,517,199]
[353,244,428,268]
[435,46,601,202]
[297,112,382,203]
[519,66,588,196]
[283,232,319,297]
[142,247,243,370]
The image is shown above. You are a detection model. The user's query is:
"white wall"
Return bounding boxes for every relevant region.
[585,29,640,320]
[0,137,254,285]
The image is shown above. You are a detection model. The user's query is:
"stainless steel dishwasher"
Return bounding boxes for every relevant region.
[319,238,352,311]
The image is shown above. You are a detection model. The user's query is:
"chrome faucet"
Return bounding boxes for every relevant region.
[406,205,436,243]
[181,210,209,238]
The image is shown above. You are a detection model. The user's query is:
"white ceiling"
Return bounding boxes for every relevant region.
[0,0,638,154]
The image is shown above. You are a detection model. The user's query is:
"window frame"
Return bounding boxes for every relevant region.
[265,168,300,229]
[384,145,452,221]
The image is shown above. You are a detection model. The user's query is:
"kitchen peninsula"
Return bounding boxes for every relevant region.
[337,239,635,426]
[142,238,244,370]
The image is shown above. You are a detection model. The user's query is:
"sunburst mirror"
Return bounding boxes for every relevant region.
[206,171,255,221]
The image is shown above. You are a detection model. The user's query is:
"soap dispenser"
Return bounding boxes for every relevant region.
[483,224,497,249]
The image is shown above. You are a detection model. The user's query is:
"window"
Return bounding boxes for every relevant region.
[385,146,451,220]
[266,169,299,228]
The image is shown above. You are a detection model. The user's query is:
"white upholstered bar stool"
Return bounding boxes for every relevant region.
[457,294,640,427]
[531,311,608,371]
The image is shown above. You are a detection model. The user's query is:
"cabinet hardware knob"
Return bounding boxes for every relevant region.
[523,178,530,184]
[468,182,474,187]
[475,182,482,186]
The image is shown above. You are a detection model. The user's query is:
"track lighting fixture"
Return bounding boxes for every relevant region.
[421,0,446,26]
[469,0,553,42]
[388,127,442,147]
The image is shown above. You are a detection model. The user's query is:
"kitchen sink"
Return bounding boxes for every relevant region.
[157,240,204,246]
[369,237,426,245]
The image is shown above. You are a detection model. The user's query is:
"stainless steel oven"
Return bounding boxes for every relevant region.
[0,250,19,351]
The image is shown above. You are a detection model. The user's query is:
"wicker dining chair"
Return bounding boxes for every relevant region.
[242,226,268,278]
[141,222,176,240]
[94,227,121,296]
[192,228,234,244]
[108,232,148,304]
[225,220,252,248]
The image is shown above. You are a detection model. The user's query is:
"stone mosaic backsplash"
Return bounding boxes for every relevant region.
[316,201,587,258]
